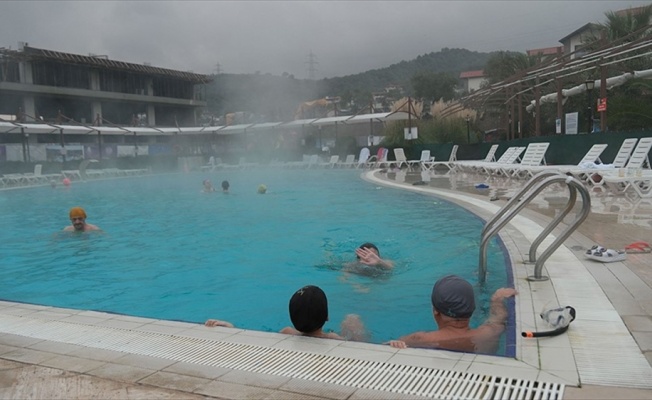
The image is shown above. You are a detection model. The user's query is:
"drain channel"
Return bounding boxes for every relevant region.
[1,314,564,399]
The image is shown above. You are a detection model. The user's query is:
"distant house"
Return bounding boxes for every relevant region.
[459,70,486,92]
[558,23,602,59]
[526,46,563,62]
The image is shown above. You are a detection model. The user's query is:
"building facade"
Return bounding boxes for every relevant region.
[0,43,211,127]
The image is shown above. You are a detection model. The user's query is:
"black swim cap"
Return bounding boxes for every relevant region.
[431,275,476,319]
[289,285,328,333]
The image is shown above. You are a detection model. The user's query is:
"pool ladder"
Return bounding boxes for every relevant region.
[479,171,591,283]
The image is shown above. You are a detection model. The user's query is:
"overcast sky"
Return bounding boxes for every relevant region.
[1,1,649,78]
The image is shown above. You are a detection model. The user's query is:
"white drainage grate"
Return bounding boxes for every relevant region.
[1,314,564,399]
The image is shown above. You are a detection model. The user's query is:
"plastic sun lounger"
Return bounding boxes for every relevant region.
[407,150,434,171]
[522,144,608,178]
[391,148,409,169]
[565,138,638,186]
[480,146,526,176]
[451,144,499,172]
[600,137,652,196]
[428,145,458,171]
[503,143,550,179]
[356,148,370,169]
[337,154,356,168]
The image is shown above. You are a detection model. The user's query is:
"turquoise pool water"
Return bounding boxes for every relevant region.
[0,169,511,349]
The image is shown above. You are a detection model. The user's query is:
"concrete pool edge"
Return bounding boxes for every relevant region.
[364,169,652,390]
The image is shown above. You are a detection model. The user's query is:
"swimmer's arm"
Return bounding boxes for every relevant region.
[355,248,394,269]
[388,331,430,348]
[280,326,299,335]
[485,288,517,327]
[377,258,394,269]
[205,319,234,328]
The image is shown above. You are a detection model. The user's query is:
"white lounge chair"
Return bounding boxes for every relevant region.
[479,146,526,175]
[24,164,61,185]
[366,147,390,169]
[524,144,608,179]
[319,155,339,168]
[391,148,409,169]
[338,154,356,168]
[407,150,434,171]
[600,137,652,196]
[503,143,550,178]
[451,144,499,172]
[567,138,638,186]
[428,145,458,171]
[356,148,370,169]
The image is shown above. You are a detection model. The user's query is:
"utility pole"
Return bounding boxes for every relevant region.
[305,51,318,80]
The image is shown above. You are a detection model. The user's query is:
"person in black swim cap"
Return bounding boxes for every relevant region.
[221,180,230,193]
[280,285,369,341]
[386,275,517,354]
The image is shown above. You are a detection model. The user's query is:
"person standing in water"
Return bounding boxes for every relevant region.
[387,275,516,354]
[280,285,368,341]
[63,207,101,232]
[202,179,215,193]
[221,180,230,193]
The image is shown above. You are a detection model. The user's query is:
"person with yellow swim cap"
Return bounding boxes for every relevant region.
[64,207,101,232]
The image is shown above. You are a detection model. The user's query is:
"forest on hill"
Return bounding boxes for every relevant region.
[203,48,495,123]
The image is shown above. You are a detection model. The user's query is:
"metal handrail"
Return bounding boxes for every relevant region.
[478,172,591,283]
[481,171,560,239]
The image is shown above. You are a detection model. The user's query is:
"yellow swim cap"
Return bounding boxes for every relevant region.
[69,207,87,219]
[257,184,267,194]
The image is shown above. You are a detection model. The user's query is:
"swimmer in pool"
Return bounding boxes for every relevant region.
[280,285,369,341]
[386,275,517,354]
[350,242,394,270]
[202,179,216,193]
[63,207,101,232]
[221,180,230,193]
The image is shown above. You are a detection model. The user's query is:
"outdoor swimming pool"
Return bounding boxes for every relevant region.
[0,169,512,350]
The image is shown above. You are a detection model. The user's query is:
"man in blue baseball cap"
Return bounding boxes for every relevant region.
[387,275,517,354]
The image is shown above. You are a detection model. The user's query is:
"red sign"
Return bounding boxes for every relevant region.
[597,98,607,112]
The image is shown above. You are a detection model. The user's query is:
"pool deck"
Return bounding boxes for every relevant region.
[1,169,652,399]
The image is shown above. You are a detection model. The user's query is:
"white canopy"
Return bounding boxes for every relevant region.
[1,110,414,136]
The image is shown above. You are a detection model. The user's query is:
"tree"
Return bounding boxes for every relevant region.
[410,71,457,105]
[600,5,652,41]
[483,51,535,84]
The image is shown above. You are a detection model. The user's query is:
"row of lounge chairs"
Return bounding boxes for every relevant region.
[449,137,652,198]
[0,164,149,188]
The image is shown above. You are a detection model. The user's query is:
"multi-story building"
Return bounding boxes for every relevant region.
[0,42,211,127]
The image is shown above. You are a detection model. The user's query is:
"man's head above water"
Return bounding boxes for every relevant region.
[69,207,87,231]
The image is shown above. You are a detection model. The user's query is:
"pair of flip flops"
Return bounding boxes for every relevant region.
[585,245,627,263]
[625,241,651,254]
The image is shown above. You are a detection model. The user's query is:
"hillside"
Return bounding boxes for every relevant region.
[323,48,492,94]
[204,47,495,122]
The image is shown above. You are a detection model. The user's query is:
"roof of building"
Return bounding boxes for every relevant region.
[17,46,212,84]
[558,23,601,44]
[615,5,650,17]
[459,70,485,79]
[527,46,563,56]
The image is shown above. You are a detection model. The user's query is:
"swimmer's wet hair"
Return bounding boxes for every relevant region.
[359,242,379,253]
[357,242,379,259]
[289,285,328,333]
